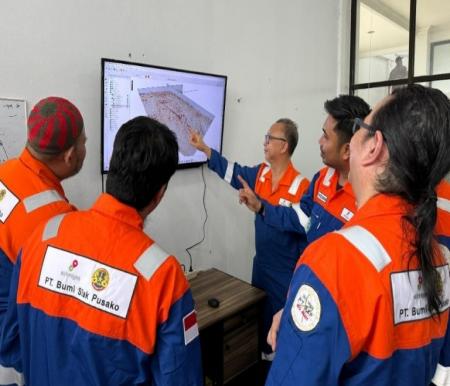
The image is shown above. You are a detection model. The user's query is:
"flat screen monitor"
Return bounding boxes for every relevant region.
[101,58,227,172]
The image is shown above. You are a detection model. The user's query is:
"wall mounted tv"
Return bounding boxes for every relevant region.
[101,58,227,172]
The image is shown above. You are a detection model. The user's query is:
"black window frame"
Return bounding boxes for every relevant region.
[349,0,450,95]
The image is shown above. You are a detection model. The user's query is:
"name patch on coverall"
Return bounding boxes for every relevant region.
[391,265,450,324]
[39,246,137,318]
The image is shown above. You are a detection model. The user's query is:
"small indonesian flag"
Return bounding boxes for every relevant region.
[183,310,199,345]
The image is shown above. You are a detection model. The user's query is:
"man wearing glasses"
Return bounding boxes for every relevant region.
[240,95,370,248]
[189,118,309,360]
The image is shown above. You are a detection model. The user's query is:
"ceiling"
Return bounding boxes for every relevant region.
[359,0,450,54]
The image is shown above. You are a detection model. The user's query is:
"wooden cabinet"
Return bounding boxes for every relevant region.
[190,269,265,386]
[223,308,259,383]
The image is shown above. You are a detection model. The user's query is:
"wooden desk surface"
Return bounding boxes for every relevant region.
[190,268,265,330]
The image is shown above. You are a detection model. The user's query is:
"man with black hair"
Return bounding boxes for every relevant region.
[0,116,202,385]
[240,95,370,248]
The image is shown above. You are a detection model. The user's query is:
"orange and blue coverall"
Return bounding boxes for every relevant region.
[266,194,449,385]
[0,193,202,385]
[207,149,309,354]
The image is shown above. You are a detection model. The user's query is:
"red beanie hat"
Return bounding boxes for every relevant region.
[27,96,84,154]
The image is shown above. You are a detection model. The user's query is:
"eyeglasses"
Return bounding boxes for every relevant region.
[352,117,377,135]
[264,134,287,144]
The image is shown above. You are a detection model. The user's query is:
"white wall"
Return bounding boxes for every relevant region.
[1,0,342,282]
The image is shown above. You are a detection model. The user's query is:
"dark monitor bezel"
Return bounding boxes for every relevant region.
[101,58,227,174]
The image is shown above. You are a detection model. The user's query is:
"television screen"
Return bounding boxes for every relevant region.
[101,58,227,172]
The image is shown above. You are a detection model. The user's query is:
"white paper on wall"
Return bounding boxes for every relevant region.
[0,98,27,162]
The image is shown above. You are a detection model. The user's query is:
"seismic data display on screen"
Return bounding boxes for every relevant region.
[102,60,227,171]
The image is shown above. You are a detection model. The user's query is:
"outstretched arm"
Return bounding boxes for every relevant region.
[190,129,261,191]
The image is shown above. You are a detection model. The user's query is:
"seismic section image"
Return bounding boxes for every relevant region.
[138,85,215,156]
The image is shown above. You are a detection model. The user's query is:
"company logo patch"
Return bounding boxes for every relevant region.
[0,182,19,223]
[340,207,354,221]
[291,284,321,332]
[317,192,327,203]
[91,268,110,291]
[183,310,199,345]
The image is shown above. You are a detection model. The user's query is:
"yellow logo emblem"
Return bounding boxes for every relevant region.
[91,268,109,291]
[0,189,6,202]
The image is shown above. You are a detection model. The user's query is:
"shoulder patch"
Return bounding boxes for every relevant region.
[291,284,321,332]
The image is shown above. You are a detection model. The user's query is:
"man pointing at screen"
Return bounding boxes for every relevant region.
[190,118,309,361]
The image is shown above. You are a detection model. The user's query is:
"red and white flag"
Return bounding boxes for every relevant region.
[183,310,199,345]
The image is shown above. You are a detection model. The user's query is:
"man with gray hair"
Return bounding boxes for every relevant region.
[190,118,309,360]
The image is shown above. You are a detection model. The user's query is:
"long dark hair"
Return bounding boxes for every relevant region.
[373,85,450,315]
